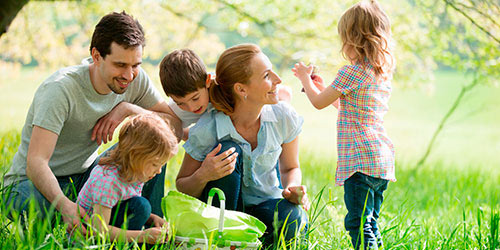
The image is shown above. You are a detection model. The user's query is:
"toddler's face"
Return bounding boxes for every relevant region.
[171,87,210,114]
[142,162,164,182]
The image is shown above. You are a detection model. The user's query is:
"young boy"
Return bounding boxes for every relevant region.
[159,49,292,140]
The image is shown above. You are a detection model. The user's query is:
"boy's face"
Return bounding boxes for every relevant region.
[170,87,210,114]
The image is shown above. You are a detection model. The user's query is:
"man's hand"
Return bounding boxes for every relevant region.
[60,199,88,235]
[197,144,238,182]
[91,102,132,145]
[282,185,310,211]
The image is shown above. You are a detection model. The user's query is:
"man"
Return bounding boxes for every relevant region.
[4,11,181,232]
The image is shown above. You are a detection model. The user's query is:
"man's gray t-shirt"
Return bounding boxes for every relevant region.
[4,64,163,186]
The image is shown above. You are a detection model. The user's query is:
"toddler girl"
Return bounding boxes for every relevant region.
[293,1,396,249]
[77,113,178,244]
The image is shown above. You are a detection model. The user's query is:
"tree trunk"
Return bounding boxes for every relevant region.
[0,0,30,38]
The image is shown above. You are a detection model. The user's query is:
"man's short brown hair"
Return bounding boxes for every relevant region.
[90,11,145,58]
[159,49,207,97]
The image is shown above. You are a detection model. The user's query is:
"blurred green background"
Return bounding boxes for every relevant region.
[1,0,499,167]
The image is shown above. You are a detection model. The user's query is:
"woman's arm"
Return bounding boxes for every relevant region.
[90,204,164,244]
[176,146,238,198]
[279,136,309,209]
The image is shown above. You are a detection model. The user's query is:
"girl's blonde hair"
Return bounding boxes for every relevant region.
[99,113,178,183]
[209,43,261,115]
[338,0,395,79]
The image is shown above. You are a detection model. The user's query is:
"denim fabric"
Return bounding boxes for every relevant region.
[200,140,308,247]
[245,198,308,247]
[5,144,166,224]
[344,172,389,250]
[5,165,96,223]
[200,140,244,211]
[109,196,151,230]
[184,102,303,206]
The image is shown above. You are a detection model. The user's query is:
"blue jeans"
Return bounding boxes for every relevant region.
[246,198,308,246]
[200,140,308,246]
[344,172,389,250]
[110,196,151,230]
[201,140,244,211]
[5,144,165,226]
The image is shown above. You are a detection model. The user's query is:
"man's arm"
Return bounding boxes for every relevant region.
[91,100,183,144]
[26,126,86,232]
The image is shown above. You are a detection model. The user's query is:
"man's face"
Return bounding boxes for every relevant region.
[170,87,210,114]
[94,42,143,94]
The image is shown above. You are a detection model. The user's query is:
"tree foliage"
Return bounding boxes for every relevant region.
[0,0,498,87]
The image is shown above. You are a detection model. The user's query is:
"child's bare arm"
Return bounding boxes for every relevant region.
[91,204,165,244]
[292,62,342,109]
[311,75,340,109]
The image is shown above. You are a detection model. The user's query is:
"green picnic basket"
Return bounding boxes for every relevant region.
[162,188,266,249]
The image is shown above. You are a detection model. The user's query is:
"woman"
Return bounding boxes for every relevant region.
[176,44,309,245]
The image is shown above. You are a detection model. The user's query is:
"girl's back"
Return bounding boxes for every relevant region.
[333,62,395,186]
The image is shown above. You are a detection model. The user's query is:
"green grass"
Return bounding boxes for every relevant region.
[1,132,499,249]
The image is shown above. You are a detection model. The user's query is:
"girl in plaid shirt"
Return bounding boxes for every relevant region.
[293,1,395,249]
[76,114,178,244]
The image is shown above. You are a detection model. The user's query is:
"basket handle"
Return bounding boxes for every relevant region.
[206,188,226,236]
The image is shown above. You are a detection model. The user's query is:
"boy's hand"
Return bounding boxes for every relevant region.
[198,144,238,181]
[282,185,310,211]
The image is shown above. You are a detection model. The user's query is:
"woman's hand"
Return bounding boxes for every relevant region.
[282,185,311,211]
[198,144,239,182]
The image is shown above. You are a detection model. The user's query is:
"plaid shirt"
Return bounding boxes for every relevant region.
[331,63,395,186]
[77,164,143,213]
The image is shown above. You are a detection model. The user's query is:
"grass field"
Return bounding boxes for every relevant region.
[0,67,499,249]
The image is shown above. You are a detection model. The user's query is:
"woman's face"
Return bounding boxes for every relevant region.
[245,53,282,105]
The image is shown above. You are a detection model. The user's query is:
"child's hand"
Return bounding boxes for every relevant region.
[291,62,314,83]
[282,185,311,211]
[141,227,166,244]
[311,74,325,89]
[199,144,238,182]
[146,214,166,228]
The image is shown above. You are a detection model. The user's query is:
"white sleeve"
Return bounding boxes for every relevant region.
[167,99,203,128]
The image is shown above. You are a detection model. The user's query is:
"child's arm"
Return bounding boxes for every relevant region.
[310,75,340,109]
[164,104,188,141]
[292,62,342,110]
[91,204,165,244]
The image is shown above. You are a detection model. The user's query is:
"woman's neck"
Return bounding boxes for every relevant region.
[230,102,263,130]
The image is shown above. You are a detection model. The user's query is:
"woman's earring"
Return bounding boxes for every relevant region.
[244,95,247,100]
